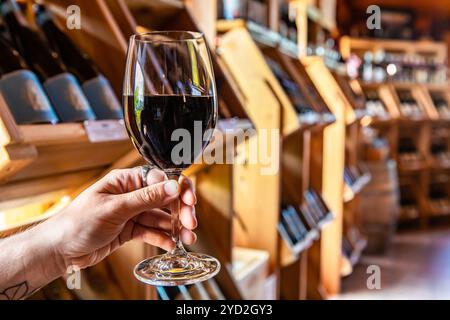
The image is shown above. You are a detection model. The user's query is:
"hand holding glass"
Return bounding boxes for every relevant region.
[123,31,220,286]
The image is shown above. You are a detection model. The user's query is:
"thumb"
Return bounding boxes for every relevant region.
[118,180,180,218]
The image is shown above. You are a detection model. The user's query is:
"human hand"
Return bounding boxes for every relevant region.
[49,167,197,271]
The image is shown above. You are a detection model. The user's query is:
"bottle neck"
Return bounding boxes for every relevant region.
[0,33,26,74]
[0,0,23,49]
[0,0,66,80]
[36,7,99,83]
[0,0,28,28]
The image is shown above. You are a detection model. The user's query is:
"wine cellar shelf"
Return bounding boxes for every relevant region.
[340,37,450,227]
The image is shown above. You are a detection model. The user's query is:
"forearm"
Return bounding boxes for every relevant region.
[0,221,64,300]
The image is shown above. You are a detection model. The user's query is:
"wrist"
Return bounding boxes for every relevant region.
[27,218,68,281]
[0,219,67,298]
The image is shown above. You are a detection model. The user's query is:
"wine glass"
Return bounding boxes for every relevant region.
[123,31,220,286]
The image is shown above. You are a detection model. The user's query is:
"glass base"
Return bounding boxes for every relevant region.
[134,252,221,286]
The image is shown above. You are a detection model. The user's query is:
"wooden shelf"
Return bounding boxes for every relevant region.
[0,118,132,186]
[341,235,368,277]
[349,236,368,267]
[400,205,421,220]
[301,56,347,297]
[428,154,450,170]
[398,160,428,173]
[422,85,450,122]
[280,227,317,267]
[340,37,448,64]
[428,199,450,217]
[0,189,72,237]
[216,18,246,33]
[343,173,371,203]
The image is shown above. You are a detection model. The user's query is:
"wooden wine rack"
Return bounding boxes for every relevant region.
[341,37,450,227]
[5,0,433,301]
[0,0,134,205]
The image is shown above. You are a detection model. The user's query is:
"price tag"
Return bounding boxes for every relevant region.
[84,119,128,143]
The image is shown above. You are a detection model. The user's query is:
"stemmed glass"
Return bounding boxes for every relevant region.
[123,31,220,286]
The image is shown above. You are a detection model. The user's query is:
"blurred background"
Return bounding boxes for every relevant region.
[0,0,449,300]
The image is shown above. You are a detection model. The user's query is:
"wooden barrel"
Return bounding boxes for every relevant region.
[359,160,400,254]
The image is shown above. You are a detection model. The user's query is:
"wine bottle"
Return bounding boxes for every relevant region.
[0,33,58,124]
[281,209,302,243]
[0,0,96,122]
[35,4,123,120]
[286,206,308,237]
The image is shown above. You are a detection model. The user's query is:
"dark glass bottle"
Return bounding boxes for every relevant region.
[0,0,96,122]
[35,4,122,119]
[0,33,58,124]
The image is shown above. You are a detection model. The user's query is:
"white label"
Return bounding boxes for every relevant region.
[84,120,128,143]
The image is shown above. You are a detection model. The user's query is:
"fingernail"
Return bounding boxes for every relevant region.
[164,180,179,196]
[181,229,197,245]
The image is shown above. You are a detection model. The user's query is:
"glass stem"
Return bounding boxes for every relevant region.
[168,174,187,256]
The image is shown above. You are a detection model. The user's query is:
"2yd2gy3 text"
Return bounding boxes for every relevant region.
[176,304,273,317]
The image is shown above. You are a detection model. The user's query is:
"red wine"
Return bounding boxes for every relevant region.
[124,95,216,172]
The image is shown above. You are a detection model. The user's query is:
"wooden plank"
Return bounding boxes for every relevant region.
[267,0,280,32]
[302,56,345,296]
[196,164,233,263]
[0,93,23,147]
[418,85,443,120]
[279,259,302,299]
[19,123,89,146]
[0,191,72,237]
[216,19,246,33]
[9,141,131,182]
[219,27,299,135]
[184,0,217,47]
[282,130,306,205]
[390,83,431,120]
[292,0,308,58]
[104,0,138,38]
[379,84,401,119]
[340,36,448,63]
[0,144,37,182]
[0,169,100,202]
[233,133,280,272]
